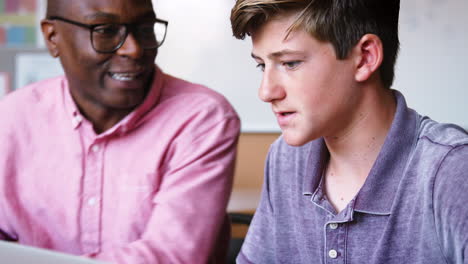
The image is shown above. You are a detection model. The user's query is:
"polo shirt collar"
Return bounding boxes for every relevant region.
[353,90,419,215]
[302,138,329,197]
[303,90,419,215]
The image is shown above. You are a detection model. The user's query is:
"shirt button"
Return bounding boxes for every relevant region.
[328,249,338,259]
[329,223,339,230]
[72,115,82,127]
[91,145,100,152]
[87,197,98,206]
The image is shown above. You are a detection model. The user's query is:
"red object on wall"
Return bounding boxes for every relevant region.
[19,0,37,13]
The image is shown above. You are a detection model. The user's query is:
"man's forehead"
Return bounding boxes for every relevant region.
[47,0,154,19]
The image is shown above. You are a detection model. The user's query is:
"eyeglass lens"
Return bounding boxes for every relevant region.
[91,22,167,53]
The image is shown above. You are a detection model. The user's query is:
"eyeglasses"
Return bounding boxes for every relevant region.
[48,16,168,53]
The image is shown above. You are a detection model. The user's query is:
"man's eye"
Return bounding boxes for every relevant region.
[256,63,265,72]
[94,25,120,36]
[283,61,301,70]
[138,24,155,35]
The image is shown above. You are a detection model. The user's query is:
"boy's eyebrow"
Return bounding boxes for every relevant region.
[251,49,305,60]
[251,53,261,60]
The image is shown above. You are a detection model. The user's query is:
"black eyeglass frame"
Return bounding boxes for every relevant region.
[47,16,169,53]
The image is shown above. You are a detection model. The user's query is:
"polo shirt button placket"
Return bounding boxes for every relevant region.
[325,220,344,263]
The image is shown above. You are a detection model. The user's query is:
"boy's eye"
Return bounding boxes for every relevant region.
[256,63,265,72]
[283,61,301,69]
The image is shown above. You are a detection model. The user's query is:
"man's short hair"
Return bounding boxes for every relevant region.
[231,0,400,88]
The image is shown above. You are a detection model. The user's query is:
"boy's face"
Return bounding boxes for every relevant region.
[251,12,361,146]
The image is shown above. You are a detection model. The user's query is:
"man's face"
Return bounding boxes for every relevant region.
[47,0,158,112]
[251,12,361,146]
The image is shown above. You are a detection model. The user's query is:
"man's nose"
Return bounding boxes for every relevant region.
[258,68,286,103]
[116,33,144,58]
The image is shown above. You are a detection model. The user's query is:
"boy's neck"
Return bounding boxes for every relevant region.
[323,83,396,212]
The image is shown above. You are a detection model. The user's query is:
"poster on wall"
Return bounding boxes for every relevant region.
[0,0,45,47]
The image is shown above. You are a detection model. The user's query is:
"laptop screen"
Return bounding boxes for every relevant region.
[0,241,106,264]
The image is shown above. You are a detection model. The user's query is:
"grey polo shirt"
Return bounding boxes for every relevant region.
[238,91,468,264]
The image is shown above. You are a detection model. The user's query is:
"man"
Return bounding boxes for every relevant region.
[230,0,468,263]
[0,0,240,263]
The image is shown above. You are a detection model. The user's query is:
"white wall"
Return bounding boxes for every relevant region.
[396,0,468,128]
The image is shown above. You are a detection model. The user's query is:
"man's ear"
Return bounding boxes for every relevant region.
[353,34,383,82]
[41,19,60,58]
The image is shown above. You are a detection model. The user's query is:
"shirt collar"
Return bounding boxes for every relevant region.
[302,138,329,197]
[353,90,419,215]
[302,90,420,215]
[62,66,165,136]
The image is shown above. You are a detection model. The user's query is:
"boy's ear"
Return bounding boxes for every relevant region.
[41,19,60,58]
[354,34,383,82]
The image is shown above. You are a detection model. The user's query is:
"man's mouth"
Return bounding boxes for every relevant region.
[279,112,294,116]
[108,72,142,81]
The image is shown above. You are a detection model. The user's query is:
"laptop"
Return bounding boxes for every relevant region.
[0,241,106,264]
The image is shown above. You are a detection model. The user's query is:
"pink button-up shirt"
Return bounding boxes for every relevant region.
[0,67,240,263]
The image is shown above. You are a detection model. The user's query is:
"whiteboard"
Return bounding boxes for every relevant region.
[153,0,468,132]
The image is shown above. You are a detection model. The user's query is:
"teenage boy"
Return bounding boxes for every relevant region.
[230,0,468,263]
